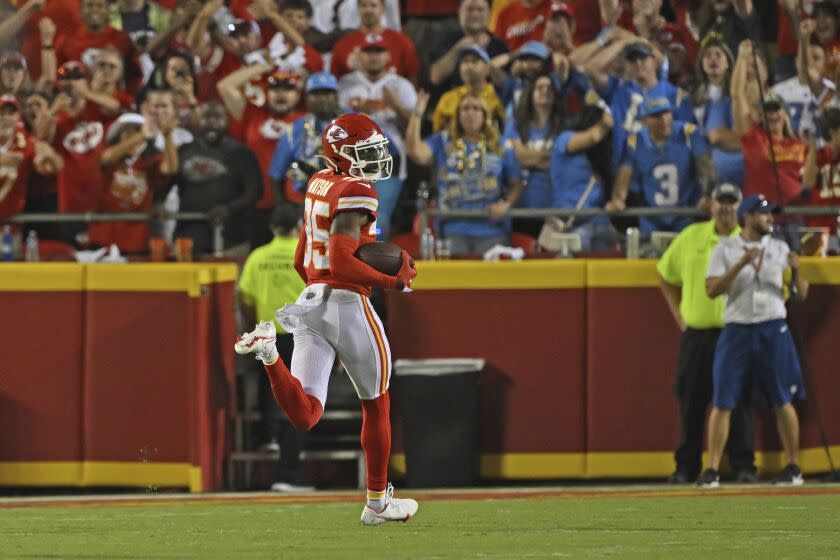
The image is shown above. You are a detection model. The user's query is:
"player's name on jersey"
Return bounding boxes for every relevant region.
[309,178,335,197]
[257,262,294,271]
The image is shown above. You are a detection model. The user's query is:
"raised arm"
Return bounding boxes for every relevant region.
[0,0,44,48]
[100,129,149,168]
[251,0,304,48]
[564,110,614,153]
[217,63,274,121]
[186,0,223,60]
[32,140,63,175]
[730,41,757,137]
[405,91,433,166]
[158,116,179,176]
[36,18,57,92]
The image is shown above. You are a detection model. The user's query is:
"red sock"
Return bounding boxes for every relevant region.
[361,392,391,491]
[263,360,323,431]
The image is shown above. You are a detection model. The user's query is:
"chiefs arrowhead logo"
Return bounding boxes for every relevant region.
[326,124,348,144]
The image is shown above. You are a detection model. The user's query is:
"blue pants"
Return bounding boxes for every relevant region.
[712,319,806,410]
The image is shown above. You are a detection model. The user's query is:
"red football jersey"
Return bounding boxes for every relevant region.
[301,168,379,296]
[810,145,840,233]
[88,154,166,253]
[742,125,807,205]
[231,105,302,209]
[0,130,35,220]
[330,30,420,79]
[493,0,549,51]
[54,111,106,212]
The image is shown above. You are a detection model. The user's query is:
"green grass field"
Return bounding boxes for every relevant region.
[2,487,840,559]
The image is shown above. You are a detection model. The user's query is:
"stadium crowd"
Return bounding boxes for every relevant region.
[0,0,839,257]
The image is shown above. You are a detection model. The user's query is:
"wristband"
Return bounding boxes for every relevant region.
[596,25,615,47]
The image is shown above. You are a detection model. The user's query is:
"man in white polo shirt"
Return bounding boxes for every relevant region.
[698,194,810,488]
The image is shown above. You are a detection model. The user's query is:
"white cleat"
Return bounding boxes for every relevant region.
[360,484,419,526]
[234,321,277,361]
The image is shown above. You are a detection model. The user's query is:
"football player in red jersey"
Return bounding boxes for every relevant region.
[235,113,418,525]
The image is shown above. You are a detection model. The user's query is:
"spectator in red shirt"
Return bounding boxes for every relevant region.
[218,66,303,245]
[79,48,135,124]
[0,95,63,221]
[330,0,420,80]
[732,42,806,205]
[46,62,108,227]
[55,0,142,92]
[543,2,576,56]
[493,0,549,51]
[803,106,840,247]
[88,112,178,253]
[21,89,65,240]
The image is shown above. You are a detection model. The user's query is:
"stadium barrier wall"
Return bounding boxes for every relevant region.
[0,263,238,492]
[387,258,840,479]
[1,260,838,488]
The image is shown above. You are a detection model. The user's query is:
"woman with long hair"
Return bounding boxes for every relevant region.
[732,40,805,204]
[147,51,198,121]
[503,73,566,237]
[545,102,616,252]
[690,32,744,188]
[407,91,523,256]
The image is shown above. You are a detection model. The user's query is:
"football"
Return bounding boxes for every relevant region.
[354,241,405,275]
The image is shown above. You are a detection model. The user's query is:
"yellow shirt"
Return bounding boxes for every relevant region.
[238,235,305,334]
[433,84,506,132]
[656,220,740,329]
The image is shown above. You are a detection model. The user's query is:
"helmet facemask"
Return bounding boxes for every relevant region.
[338,133,393,181]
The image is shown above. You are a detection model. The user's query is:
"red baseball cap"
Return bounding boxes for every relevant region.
[0,94,19,110]
[360,33,388,51]
[550,2,575,19]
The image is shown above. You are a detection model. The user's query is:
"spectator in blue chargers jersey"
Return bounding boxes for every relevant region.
[690,33,744,188]
[773,19,835,141]
[583,37,694,169]
[268,73,342,203]
[548,103,616,251]
[502,73,567,237]
[407,91,523,256]
[499,41,552,120]
[607,97,714,235]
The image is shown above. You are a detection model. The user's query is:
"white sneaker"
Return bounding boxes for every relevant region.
[234,321,277,361]
[360,483,418,526]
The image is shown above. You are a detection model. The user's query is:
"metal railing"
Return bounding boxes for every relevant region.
[1,212,225,257]
[419,205,840,222]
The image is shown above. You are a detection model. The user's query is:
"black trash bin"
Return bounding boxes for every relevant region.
[394,358,484,488]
